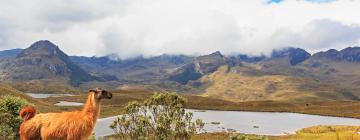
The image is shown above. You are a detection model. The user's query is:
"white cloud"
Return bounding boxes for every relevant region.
[0,0,360,58]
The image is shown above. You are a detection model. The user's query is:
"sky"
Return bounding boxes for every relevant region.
[0,0,360,59]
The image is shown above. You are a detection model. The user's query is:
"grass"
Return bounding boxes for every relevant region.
[10,80,81,94]
[106,126,360,140]
[191,133,231,140]
[191,125,360,140]
[34,88,360,119]
[275,125,360,140]
[2,83,360,119]
[0,83,59,113]
[3,84,360,139]
[200,66,352,102]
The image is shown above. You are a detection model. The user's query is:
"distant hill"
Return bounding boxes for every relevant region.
[200,65,352,102]
[0,48,23,59]
[311,47,360,62]
[0,40,94,87]
[71,54,193,83]
[2,40,360,102]
[169,51,236,84]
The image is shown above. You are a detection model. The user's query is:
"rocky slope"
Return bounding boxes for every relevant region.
[0,40,94,86]
[2,40,360,102]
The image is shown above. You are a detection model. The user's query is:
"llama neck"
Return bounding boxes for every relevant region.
[82,94,101,121]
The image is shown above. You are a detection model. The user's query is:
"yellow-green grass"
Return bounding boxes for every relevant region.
[105,125,360,140]
[191,125,360,140]
[3,84,360,140]
[41,89,360,119]
[275,125,360,140]
[3,82,360,119]
[191,133,267,140]
[10,80,81,94]
[0,83,60,113]
[200,66,349,102]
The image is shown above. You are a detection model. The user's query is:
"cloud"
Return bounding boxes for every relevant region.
[269,19,360,53]
[0,0,360,58]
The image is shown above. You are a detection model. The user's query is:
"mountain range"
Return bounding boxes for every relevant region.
[1,40,360,102]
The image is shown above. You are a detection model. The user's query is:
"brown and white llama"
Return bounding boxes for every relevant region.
[19,88,112,140]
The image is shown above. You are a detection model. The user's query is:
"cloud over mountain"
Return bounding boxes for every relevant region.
[0,0,360,59]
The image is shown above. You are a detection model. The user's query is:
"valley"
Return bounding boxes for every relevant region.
[2,40,360,139]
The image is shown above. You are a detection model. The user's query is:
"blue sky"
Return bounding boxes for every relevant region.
[269,0,336,4]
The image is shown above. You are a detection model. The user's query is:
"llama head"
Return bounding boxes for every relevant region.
[88,88,113,101]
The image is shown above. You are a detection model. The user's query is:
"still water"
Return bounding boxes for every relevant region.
[26,93,74,98]
[94,110,360,138]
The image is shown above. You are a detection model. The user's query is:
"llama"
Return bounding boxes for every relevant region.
[19,88,112,140]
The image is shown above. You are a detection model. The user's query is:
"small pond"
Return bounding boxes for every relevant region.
[54,101,84,106]
[26,93,74,99]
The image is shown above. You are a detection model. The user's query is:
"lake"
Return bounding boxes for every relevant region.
[54,101,84,106]
[26,93,74,99]
[94,110,360,138]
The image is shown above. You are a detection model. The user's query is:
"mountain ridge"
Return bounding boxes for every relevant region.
[2,40,360,102]
[0,40,94,87]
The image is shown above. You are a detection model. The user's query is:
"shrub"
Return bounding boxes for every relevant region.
[110,92,204,140]
[0,95,29,140]
[229,134,270,140]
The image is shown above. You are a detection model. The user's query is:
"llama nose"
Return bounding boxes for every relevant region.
[107,92,113,99]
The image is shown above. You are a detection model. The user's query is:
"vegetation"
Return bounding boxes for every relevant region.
[1,87,360,140]
[110,92,204,140]
[11,81,81,94]
[200,66,347,102]
[0,95,29,140]
[229,134,270,140]
[275,125,360,140]
[45,89,360,119]
[0,83,60,113]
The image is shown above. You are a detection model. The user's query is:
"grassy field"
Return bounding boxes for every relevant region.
[275,125,360,140]
[0,83,60,113]
[3,83,360,140]
[27,88,360,119]
[2,83,360,119]
[106,125,360,140]
[191,125,360,140]
[200,65,356,102]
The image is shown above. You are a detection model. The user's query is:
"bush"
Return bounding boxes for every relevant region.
[0,95,29,140]
[110,92,204,140]
[229,134,270,140]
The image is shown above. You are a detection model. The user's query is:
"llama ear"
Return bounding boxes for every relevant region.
[88,89,97,93]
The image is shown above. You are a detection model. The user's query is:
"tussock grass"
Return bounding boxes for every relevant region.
[276,125,360,140]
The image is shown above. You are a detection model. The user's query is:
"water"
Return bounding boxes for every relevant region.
[189,110,360,135]
[94,110,360,138]
[95,116,119,138]
[54,101,84,106]
[26,93,74,99]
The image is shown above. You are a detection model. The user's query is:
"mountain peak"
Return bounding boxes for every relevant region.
[313,46,360,62]
[17,40,65,58]
[271,47,311,65]
[341,46,360,52]
[209,51,223,57]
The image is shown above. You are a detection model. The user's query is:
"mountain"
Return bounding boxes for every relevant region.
[200,65,348,102]
[271,47,311,65]
[2,40,360,102]
[311,47,360,62]
[230,54,266,63]
[71,54,194,84]
[0,48,23,59]
[169,51,237,84]
[0,40,94,86]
